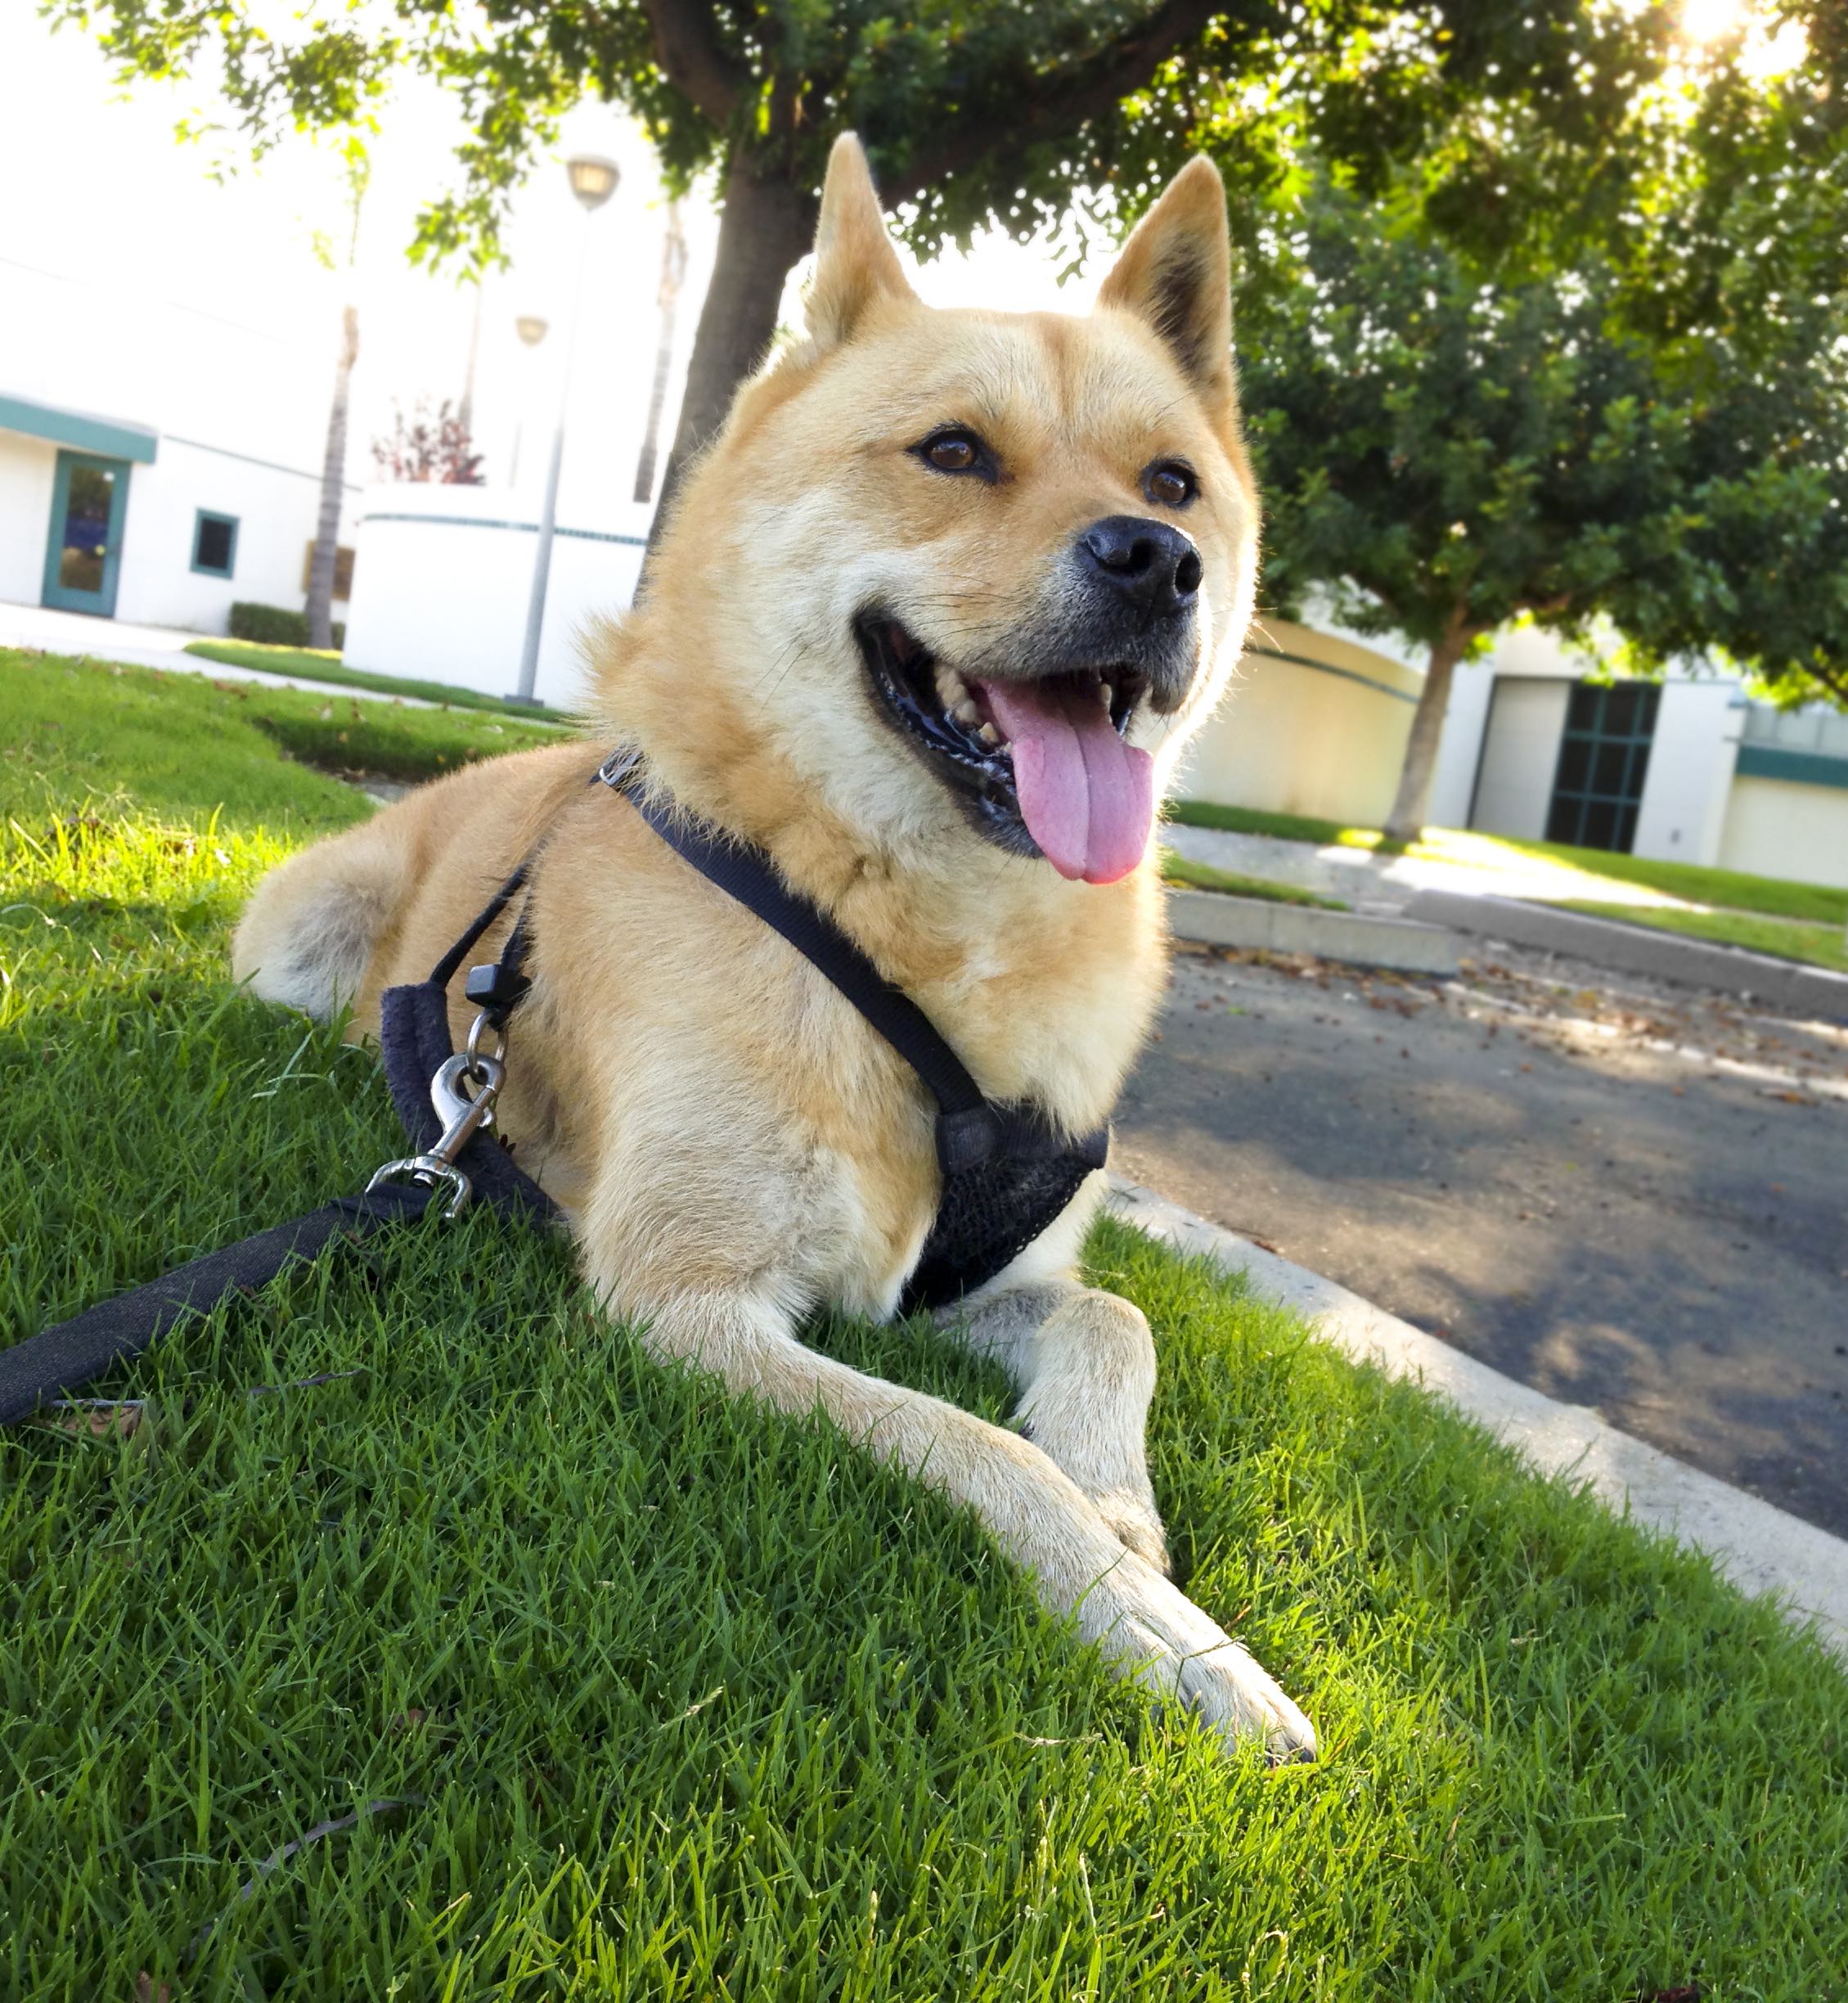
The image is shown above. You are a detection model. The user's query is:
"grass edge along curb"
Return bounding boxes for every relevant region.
[1556,896,1848,977]
[1167,797,1848,927]
[185,639,564,721]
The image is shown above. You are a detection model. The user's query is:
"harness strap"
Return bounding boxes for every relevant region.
[429,861,529,990]
[605,760,1004,1175]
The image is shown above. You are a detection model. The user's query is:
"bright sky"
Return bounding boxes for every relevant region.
[0,11,1103,525]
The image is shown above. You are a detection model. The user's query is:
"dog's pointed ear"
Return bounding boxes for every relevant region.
[807,133,915,350]
[1097,157,1235,421]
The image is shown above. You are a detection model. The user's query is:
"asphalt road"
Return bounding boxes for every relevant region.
[1115,939,1848,1537]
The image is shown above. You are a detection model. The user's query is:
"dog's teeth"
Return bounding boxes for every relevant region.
[935,664,969,710]
[977,722,1002,746]
[1096,680,1113,706]
[953,699,981,726]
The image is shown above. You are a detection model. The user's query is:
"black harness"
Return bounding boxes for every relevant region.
[1,753,1108,1423]
[451,749,1108,1312]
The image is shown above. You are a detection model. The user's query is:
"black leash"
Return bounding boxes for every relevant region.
[2,865,558,1431]
[0,1188,435,1429]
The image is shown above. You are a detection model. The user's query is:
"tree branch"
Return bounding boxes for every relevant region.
[883,0,1226,203]
[637,0,750,128]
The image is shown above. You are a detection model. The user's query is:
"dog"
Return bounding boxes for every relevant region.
[233,135,1316,1761]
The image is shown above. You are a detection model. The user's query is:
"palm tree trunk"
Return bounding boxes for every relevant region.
[306,304,359,652]
[1383,614,1473,846]
[634,203,689,506]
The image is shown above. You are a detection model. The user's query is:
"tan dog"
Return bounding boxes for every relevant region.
[234,137,1315,1760]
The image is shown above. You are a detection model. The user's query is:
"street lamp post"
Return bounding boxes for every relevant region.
[512,154,619,704]
[506,314,548,488]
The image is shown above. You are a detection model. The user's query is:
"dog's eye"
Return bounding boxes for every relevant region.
[1144,461,1197,509]
[915,429,992,479]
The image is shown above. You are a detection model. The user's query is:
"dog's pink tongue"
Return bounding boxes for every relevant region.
[977,678,1155,885]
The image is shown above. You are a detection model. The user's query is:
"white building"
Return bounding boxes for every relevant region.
[1,264,357,638]
[1184,615,1848,892]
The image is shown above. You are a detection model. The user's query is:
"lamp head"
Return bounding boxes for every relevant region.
[515,315,549,346]
[566,155,621,211]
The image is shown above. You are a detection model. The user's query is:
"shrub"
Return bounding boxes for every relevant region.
[228,603,345,651]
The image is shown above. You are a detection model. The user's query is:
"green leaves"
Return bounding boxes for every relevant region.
[1241,160,1848,707]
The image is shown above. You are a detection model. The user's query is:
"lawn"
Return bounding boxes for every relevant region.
[1158,848,1349,910]
[1168,799,1848,926]
[184,637,562,719]
[1558,899,1848,976]
[5,653,1847,2000]
[2,648,564,810]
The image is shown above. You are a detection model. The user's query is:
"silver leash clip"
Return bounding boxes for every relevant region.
[366,1020,506,1221]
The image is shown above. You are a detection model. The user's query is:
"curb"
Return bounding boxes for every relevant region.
[1407,888,1848,1017]
[1167,888,1459,976]
[1108,1175,1848,1662]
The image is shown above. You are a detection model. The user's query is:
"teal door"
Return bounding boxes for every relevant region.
[43,450,131,617]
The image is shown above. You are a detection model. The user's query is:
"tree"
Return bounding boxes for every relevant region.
[1241,167,1848,844]
[305,148,368,654]
[634,201,689,506]
[307,301,359,654]
[371,398,487,485]
[56,0,1830,510]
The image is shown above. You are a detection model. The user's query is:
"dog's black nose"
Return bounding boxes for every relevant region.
[1079,515,1203,614]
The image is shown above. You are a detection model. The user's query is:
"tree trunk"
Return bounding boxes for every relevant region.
[650,157,816,538]
[307,304,359,652]
[1383,617,1473,846]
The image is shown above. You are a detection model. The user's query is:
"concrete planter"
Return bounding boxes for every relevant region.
[1167,886,1459,975]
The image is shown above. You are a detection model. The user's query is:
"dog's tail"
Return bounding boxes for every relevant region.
[232,812,408,1020]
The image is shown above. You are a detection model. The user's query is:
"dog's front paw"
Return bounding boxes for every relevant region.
[1084,1551,1317,1763]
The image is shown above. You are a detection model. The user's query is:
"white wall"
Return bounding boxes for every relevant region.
[0,432,55,605]
[1632,679,1742,866]
[1469,678,1572,839]
[340,483,648,709]
[112,439,348,633]
[1718,776,1848,890]
[1179,619,1422,825]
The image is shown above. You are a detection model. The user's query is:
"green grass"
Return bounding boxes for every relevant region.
[1558,898,1848,975]
[184,638,563,719]
[4,656,1847,1998]
[1167,799,1368,849]
[1158,848,1350,910]
[1168,799,1848,925]
[3,650,569,805]
[1523,845,1847,926]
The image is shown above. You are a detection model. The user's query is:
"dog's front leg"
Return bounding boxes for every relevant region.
[941,1279,1170,1574]
[587,1258,1313,1761]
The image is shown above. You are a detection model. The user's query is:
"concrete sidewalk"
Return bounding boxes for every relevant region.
[0,601,436,708]
[1110,1176,1848,1663]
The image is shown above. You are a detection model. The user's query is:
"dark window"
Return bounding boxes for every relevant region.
[1544,679,1661,853]
[192,511,238,578]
